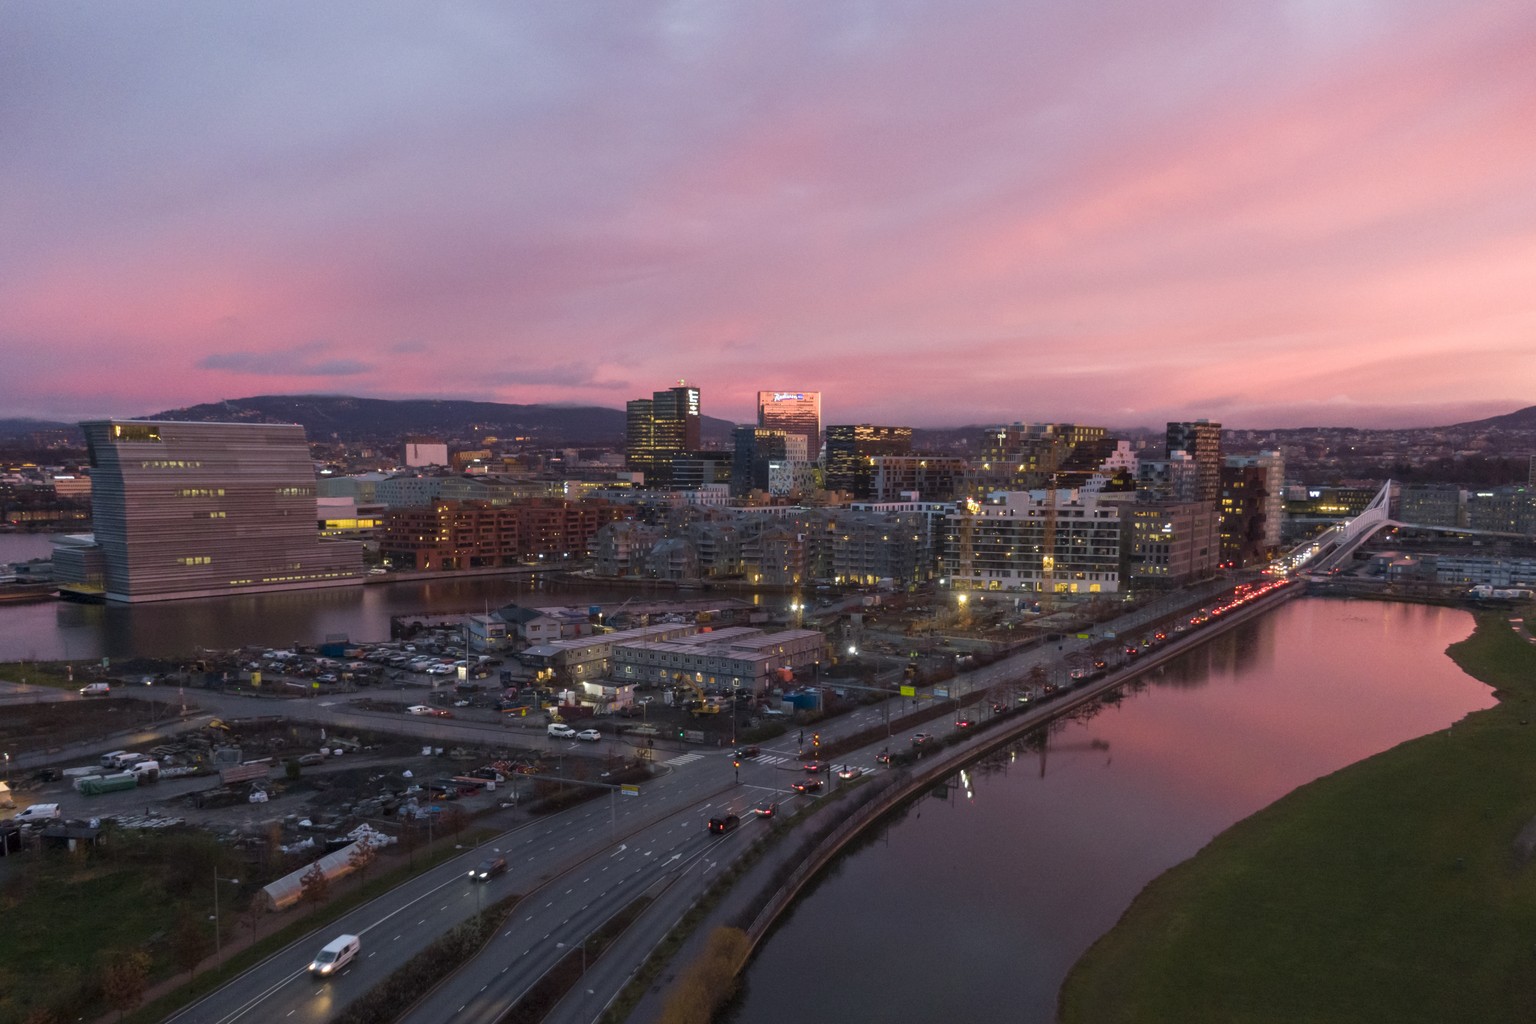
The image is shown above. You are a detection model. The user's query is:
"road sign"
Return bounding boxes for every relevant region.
[900,685,916,697]
[621,784,640,797]
[934,688,949,698]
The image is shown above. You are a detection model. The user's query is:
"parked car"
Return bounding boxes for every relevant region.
[576,729,602,742]
[469,856,507,881]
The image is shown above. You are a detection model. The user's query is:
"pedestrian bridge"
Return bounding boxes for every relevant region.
[1277,480,1530,577]
[1275,480,1394,575]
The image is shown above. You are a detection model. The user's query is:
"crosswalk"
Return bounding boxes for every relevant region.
[748,752,882,776]
[664,749,884,774]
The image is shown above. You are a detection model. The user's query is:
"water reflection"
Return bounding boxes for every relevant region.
[724,599,1493,1024]
[0,572,717,662]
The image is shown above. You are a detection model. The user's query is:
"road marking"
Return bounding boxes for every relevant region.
[664,753,703,765]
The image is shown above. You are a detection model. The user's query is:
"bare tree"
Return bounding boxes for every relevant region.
[440,805,468,839]
[242,892,267,947]
[299,863,330,907]
[347,841,377,881]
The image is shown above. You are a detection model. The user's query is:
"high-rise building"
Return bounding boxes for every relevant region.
[64,420,363,603]
[626,383,701,485]
[824,424,912,497]
[757,391,821,463]
[732,426,790,496]
[1221,451,1285,564]
[1165,420,1223,503]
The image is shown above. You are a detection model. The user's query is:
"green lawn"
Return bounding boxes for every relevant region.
[1060,608,1536,1024]
[0,846,199,1023]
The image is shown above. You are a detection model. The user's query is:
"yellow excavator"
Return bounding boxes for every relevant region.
[674,676,723,716]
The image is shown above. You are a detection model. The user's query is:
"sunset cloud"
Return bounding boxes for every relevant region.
[1,1,1532,428]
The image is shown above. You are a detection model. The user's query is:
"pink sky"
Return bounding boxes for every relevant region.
[2,2,1533,429]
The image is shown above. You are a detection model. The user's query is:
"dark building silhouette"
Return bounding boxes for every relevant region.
[824,424,912,498]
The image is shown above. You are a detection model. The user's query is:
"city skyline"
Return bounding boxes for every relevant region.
[3,3,1534,429]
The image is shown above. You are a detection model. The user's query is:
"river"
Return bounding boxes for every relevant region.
[722,598,1492,1024]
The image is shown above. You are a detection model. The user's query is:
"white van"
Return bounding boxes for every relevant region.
[14,803,61,823]
[309,933,360,977]
[547,723,576,739]
[99,750,129,769]
[80,682,111,697]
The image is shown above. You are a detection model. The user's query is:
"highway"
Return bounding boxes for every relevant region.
[166,748,742,1024]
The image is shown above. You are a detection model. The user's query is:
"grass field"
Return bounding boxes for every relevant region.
[0,832,233,1024]
[1059,607,1536,1024]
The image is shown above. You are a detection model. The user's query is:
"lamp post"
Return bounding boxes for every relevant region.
[212,870,241,956]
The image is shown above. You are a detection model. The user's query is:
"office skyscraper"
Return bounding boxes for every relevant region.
[757,391,820,463]
[68,420,363,603]
[626,383,701,485]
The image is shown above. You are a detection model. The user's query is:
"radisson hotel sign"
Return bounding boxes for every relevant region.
[771,393,806,401]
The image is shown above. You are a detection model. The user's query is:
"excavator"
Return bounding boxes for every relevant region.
[673,675,723,716]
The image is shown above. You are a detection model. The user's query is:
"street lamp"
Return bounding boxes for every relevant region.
[212,870,241,956]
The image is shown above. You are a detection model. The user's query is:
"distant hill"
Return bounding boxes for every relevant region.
[1452,404,1536,432]
[147,395,738,445]
[0,418,76,439]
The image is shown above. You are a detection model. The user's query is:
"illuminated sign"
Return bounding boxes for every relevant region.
[772,393,806,401]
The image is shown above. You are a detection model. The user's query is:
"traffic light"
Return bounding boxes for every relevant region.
[812,732,820,749]
[733,759,741,769]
